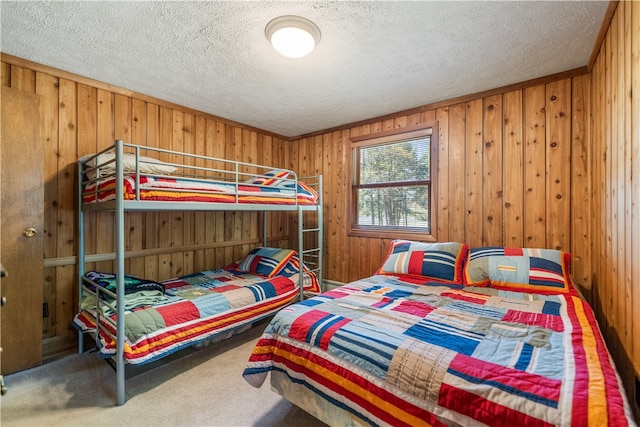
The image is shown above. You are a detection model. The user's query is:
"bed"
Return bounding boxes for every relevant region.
[73,250,320,365]
[76,140,323,405]
[243,241,636,426]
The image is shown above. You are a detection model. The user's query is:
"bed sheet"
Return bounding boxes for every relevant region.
[243,274,635,426]
[73,267,313,365]
[81,174,318,205]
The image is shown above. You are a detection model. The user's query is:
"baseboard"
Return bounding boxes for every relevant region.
[323,279,345,291]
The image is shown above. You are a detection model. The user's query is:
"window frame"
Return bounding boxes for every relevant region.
[348,122,438,241]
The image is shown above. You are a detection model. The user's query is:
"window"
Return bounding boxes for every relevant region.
[349,122,437,241]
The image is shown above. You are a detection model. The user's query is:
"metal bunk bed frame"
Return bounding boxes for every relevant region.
[77,139,322,405]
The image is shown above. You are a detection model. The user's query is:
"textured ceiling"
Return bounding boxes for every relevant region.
[1,1,609,138]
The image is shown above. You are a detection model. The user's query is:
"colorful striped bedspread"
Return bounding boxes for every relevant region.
[243,274,635,426]
[73,266,317,365]
[82,174,319,205]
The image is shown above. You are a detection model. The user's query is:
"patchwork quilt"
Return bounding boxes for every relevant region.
[74,267,314,365]
[82,174,318,205]
[243,275,635,426]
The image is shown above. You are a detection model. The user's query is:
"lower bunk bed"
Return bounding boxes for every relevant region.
[74,247,319,403]
[243,241,636,426]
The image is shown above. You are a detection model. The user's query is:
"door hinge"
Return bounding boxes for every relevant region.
[42,302,49,318]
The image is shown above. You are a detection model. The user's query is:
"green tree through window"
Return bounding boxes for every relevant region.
[350,123,437,241]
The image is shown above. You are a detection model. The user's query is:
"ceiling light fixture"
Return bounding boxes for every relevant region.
[265,15,321,59]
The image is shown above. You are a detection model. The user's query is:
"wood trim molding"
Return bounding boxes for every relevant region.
[291,67,589,140]
[42,237,292,267]
[588,1,619,71]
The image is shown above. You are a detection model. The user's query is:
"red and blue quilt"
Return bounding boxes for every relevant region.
[82,173,319,205]
[243,274,635,426]
[74,265,318,365]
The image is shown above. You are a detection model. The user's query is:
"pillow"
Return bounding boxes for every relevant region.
[236,247,295,278]
[376,240,468,283]
[80,151,178,179]
[277,254,321,293]
[244,169,289,186]
[464,247,572,293]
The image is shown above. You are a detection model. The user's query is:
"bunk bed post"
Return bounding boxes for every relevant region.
[77,160,85,354]
[317,176,323,289]
[263,211,267,247]
[114,139,126,406]
[298,206,304,301]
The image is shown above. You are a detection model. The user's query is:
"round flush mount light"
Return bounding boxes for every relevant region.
[265,15,321,59]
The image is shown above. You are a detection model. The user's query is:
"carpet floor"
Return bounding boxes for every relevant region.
[0,321,327,427]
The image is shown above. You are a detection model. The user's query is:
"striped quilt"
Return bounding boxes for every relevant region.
[82,174,319,205]
[74,266,316,365]
[243,275,635,426]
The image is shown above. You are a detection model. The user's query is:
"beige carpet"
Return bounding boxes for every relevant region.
[0,321,327,427]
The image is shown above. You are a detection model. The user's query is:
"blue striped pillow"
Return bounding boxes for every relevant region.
[464,247,572,293]
[237,247,295,278]
[376,240,468,283]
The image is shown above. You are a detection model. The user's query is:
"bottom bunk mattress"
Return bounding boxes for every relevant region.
[242,274,635,426]
[74,253,319,365]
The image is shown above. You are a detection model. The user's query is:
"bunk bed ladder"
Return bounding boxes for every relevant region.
[298,176,323,300]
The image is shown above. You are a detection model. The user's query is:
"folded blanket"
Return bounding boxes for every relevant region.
[81,290,169,316]
[85,271,165,295]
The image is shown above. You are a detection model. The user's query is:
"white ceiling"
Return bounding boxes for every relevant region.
[1,1,609,138]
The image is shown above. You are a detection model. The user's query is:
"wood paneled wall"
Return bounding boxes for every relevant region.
[292,77,592,293]
[1,56,291,357]
[590,0,639,418]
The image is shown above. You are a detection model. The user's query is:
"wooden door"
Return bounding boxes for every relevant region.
[1,86,43,374]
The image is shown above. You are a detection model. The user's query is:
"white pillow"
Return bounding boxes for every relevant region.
[80,151,178,179]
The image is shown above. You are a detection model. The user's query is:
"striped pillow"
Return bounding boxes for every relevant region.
[376,240,468,283]
[464,247,572,293]
[237,247,295,278]
[246,169,289,186]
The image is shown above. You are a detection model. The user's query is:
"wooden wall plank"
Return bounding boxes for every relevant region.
[447,104,466,242]
[76,83,98,284]
[503,90,524,247]
[128,98,146,278]
[95,89,114,274]
[631,0,640,377]
[483,94,504,246]
[55,78,77,337]
[523,85,547,247]
[144,103,160,281]
[570,75,591,297]
[464,100,484,247]
[545,80,571,251]
[620,0,633,369]
[114,94,132,274]
[36,72,59,340]
[618,0,631,378]
[193,115,207,272]
[435,107,449,242]
[171,110,185,278]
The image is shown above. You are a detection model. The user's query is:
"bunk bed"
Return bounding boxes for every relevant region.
[243,241,636,426]
[74,140,323,406]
